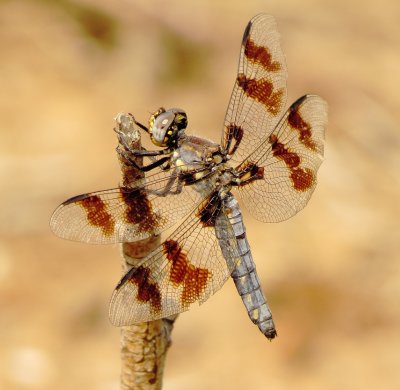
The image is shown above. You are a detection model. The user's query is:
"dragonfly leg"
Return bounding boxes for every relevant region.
[147,170,183,197]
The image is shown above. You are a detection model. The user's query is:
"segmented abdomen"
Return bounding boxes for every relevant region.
[220,194,277,339]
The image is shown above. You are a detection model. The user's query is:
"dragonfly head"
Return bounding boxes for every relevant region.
[148,107,187,148]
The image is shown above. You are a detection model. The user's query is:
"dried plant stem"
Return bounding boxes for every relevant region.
[115,113,177,389]
[120,245,176,389]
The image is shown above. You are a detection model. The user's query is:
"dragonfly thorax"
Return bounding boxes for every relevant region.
[148,107,187,148]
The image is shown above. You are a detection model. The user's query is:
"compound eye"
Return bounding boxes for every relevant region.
[151,112,175,146]
[155,112,174,130]
[169,108,187,130]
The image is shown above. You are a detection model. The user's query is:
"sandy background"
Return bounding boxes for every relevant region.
[1,0,399,389]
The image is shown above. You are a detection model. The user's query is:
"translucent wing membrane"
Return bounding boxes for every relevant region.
[236,94,327,222]
[50,167,205,244]
[109,192,240,324]
[222,14,288,162]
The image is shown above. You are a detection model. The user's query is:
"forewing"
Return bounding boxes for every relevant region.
[235,94,327,222]
[50,169,202,244]
[222,14,287,162]
[109,192,240,325]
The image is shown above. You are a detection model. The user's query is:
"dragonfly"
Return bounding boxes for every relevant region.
[50,14,327,340]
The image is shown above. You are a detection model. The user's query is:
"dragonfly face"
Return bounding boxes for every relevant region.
[50,14,327,340]
[148,107,188,148]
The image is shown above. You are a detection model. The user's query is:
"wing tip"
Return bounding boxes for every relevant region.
[242,19,252,45]
[62,193,91,206]
[242,14,277,46]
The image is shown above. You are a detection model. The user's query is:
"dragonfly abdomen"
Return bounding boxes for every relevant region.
[223,194,277,340]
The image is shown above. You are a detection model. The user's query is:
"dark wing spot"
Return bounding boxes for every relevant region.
[269,134,300,168]
[182,266,209,306]
[78,195,115,236]
[244,38,281,71]
[195,191,223,228]
[225,124,244,155]
[291,168,315,191]
[163,240,187,284]
[119,265,162,313]
[237,74,283,116]
[269,134,315,192]
[163,240,210,308]
[120,188,158,233]
[288,98,317,151]
[236,161,265,186]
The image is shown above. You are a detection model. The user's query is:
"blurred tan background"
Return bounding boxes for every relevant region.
[1,0,399,389]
